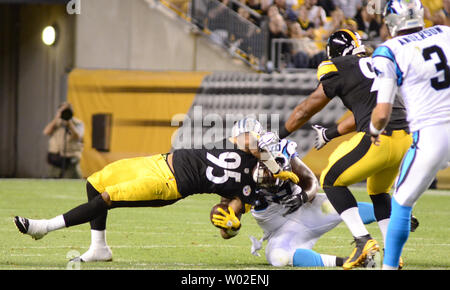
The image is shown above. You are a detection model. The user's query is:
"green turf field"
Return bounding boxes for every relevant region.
[0,178,449,270]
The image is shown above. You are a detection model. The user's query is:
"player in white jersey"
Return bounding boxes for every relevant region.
[250,191,378,268]
[369,0,450,269]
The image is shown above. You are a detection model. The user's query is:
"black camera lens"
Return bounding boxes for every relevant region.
[61,108,73,121]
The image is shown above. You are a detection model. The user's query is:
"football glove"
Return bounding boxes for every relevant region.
[279,190,308,216]
[311,124,330,150]
[273,170,300,184]
[211,206,241,231]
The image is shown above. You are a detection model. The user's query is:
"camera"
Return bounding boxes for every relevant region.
[61,107,73,121]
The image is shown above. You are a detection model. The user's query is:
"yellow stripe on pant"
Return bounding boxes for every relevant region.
[320,130,412,195]
[87,154,181,202]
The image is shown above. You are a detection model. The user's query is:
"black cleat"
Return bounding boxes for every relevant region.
[343,234,380,270]
[14,216,29,234]
[410,215,419,232]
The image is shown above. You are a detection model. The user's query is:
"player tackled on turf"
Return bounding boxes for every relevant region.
[212,130,380,268]
[14,118,299,262]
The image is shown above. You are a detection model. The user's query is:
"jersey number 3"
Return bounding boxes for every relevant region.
[422,45,450,90]
[206,152,242,184]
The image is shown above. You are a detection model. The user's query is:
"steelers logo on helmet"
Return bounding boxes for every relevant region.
[326,29,365,59]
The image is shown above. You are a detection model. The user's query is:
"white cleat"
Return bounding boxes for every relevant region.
[71,246,113,263]
[14,216,48,240]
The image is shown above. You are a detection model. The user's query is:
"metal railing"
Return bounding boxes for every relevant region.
[185,0,269,69]
[270,38,327,72]
[153,0,383,72]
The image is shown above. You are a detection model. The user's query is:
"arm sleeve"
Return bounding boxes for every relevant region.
[372,46,400,104]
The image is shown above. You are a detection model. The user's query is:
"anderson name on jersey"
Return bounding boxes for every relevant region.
[372,25,450,132]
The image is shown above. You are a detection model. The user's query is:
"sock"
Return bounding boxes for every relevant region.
[383,196,412,268]
[370,193,391,221]
[335,256,345,267]
[293,249,324,267]
[320,254,337,267]
[357,202,376,224]
[46,215,66,232]
[86,182,108,230]
[323,186,358,214]
[377,218,390,245]
[63,195,109,228]
[90,229,107,248]
[340,207,370,238]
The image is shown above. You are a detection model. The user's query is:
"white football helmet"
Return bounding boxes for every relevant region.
[231,117,265,138]
[383,0,425,37]
[252,138,298,190]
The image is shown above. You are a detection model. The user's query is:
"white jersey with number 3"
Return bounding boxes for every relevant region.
[372,25,450,132]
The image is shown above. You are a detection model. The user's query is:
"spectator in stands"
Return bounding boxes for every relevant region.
[317,0,336,16]
[269,13,288,40]
[288,21,326,68]
[355,2,381,40]
[260,0,274,16]
[247,0,263,14]
[303,0,327,27]
[274,0,297,21]
[267,3,281,18]
[267,13,289,69]
[238,1,263,25]
[238,6,253,22]
[332,0,362,19]
[296,4,316,39]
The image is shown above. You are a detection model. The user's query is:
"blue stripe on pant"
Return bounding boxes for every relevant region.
[396,131,419,190]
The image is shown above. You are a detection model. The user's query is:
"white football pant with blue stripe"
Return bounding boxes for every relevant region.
[251,193,376,267]
[384,124,450,269]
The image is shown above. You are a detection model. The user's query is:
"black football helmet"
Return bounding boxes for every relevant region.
[326,29,365,59]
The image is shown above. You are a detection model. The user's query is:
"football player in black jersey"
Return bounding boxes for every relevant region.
[278,29,413,269]
[14,118,299,263]
[214,130,320,240]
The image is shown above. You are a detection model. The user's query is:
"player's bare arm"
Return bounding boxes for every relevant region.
[370,103,393,145]
[337,113,357,135]
[290,157,318,202]
[283,83,331,134]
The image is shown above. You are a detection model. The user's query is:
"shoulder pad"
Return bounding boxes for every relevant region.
[317,60,338,81]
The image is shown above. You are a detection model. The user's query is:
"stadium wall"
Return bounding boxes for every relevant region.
[67,69,209,177]
[74,0,253,72]
[0,3,75,178]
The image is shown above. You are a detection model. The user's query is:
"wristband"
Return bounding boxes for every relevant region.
[324,124,341,141]
[369,122,383,137]
[278,124,291,139]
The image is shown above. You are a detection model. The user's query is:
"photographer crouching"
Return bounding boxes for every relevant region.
[43,102,84,179]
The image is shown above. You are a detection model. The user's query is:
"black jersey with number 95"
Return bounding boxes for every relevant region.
[172,138,259,205]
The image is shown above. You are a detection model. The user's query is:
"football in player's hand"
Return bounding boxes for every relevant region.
[210,203,229,228]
